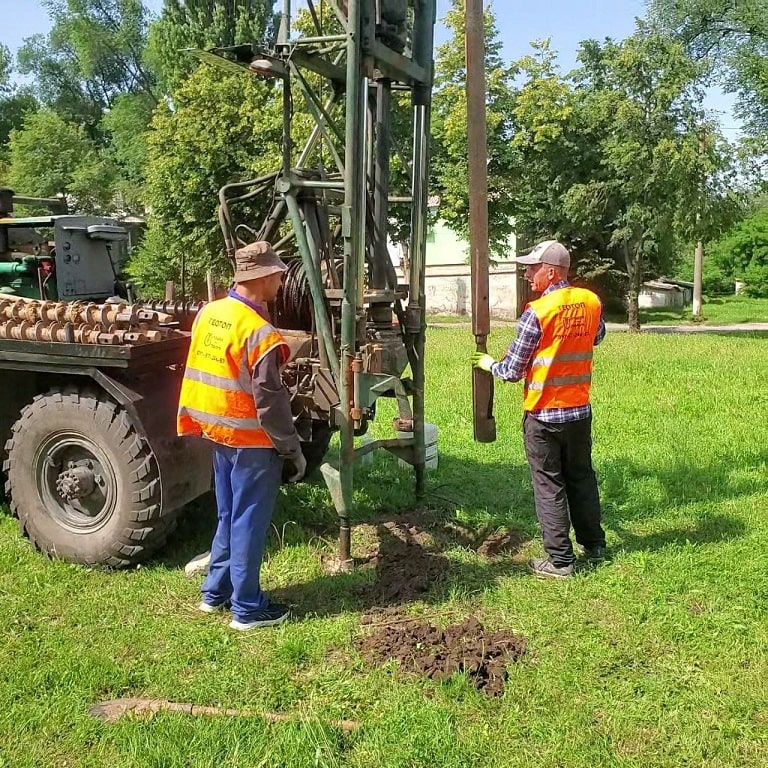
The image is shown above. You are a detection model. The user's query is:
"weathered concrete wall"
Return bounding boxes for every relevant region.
[638,288,685,309]
[422,264,520,319]
[389,217,520,319]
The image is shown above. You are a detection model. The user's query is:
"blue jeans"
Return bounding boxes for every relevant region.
[202,445,283,622]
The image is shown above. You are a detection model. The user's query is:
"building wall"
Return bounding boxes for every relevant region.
[424,264,520,319]
[391,219,520,318]
[638,288,685,309]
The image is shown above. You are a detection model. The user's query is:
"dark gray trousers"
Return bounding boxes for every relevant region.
[522,412,605,567]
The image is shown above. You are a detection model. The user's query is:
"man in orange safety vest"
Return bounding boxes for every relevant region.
[178,241,306,628]
[472,240,607,579]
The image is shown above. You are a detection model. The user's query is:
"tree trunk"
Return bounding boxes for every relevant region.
[624,240,642,331]
[399,240,410,278]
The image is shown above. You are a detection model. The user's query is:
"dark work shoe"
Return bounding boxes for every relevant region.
[581,546,608,561]
[229,602,290,631]
[529,558,574,580]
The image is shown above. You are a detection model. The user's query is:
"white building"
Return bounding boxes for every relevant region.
[391,216,523,319]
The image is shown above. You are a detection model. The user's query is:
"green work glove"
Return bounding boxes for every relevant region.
[471,352,495,372]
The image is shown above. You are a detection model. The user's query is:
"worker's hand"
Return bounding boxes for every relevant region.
[285,452,307,483]
[471,352,495,372]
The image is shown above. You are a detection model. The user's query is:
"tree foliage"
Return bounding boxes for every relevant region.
[429,0,517,257]
[101,91,155,211]
[562,31,726,327]
[17,0,157,133]
[12,0,158,211]
[7,110,114,211]
[647,0,768,150]
[147,0,276,92]
[130,65,282,296]
[705,207,768,296]
[0,45,39,171]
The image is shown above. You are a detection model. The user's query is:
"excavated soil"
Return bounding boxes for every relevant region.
[346,511,528,606]
[356,615,527,697]
[364,525,450,604]
[476,529,527,559]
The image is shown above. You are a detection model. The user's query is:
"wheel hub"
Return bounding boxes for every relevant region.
[55,465,96,502]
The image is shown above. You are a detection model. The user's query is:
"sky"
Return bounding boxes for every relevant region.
[0,0,737,127]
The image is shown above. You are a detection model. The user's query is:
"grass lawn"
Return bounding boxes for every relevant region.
[431,296,768,327]
[614,295,768,326]
[1,329,767,767]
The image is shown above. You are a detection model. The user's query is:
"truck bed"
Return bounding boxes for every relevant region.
[0,335,190,372]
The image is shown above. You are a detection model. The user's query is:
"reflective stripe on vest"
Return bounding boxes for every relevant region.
[523,287,602,412]
[177,296,290,447]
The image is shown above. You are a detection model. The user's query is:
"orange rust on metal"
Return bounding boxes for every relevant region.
[0,296,182,345]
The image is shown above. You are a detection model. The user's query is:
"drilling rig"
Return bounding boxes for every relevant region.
[200,0,436,565]
[0,0,437,568]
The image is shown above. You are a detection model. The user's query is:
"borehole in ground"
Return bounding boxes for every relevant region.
[333,511,529,606]
[356,615,527,697]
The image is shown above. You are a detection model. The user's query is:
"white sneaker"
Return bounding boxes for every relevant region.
[185,550,211,577]
[198,600,228,613]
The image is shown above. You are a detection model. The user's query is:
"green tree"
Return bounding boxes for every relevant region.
[7,110,114,211]
[146,0,276,92]
[0,44,39,171]
[564,31,726,328]
[507,41,586,241]
[131,65,282,296]
[429,0,518,257]
[705,206,768,296]
[647,0,768,152]
[17,0,157,134]
[501,40,630,309]
[101,91,155,211]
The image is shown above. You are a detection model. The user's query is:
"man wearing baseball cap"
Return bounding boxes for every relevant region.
[178,241,306,628]
[472,240,607,578]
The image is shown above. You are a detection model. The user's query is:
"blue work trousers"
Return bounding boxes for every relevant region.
[202,444,283,622]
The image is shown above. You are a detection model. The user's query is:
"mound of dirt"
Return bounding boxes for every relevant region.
[371,534,449,603]
[476,529,526,559]
[356,615,527,697]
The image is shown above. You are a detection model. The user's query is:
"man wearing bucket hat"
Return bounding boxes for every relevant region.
[178,241,305,629]
[471,240,607,579]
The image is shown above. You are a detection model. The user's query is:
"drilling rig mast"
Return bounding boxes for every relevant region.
[201,0,436,565]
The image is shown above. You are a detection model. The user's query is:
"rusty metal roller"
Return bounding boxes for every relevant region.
[38,301,68,323]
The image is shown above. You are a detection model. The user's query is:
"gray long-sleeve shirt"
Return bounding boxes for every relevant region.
[252,347,302,460]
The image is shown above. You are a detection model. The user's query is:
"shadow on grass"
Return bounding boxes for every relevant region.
[598,452,767,522]
[596,453,759,553]
[152,454,538,615]
[152,448,759,615]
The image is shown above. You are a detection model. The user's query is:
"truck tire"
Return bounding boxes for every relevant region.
[2,386,171,568]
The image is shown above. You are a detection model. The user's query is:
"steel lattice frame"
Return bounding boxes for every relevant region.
[209,0,435,565]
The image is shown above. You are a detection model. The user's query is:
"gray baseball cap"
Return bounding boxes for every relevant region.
[516,240,570,268]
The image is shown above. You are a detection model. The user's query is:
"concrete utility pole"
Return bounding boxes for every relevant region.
[692,127,706,319]
[466,0,496,443]
[693,240,703,317]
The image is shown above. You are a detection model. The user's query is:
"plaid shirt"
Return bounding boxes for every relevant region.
[490,281,605,423]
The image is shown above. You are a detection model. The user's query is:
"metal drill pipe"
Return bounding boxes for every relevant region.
[466,0,497,444]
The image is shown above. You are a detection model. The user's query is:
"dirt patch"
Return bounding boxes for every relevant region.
[357,615,527,697]
[346,515,528,606]
[476,529,526,559]
[364,522,449,604]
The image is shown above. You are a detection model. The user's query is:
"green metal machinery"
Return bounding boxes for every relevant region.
[0,0,439,570]
[0,187,132,301]
[204,0,436,565]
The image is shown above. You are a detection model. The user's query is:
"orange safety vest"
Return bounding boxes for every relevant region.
[177,296,290,448]
[523,286,602,412]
